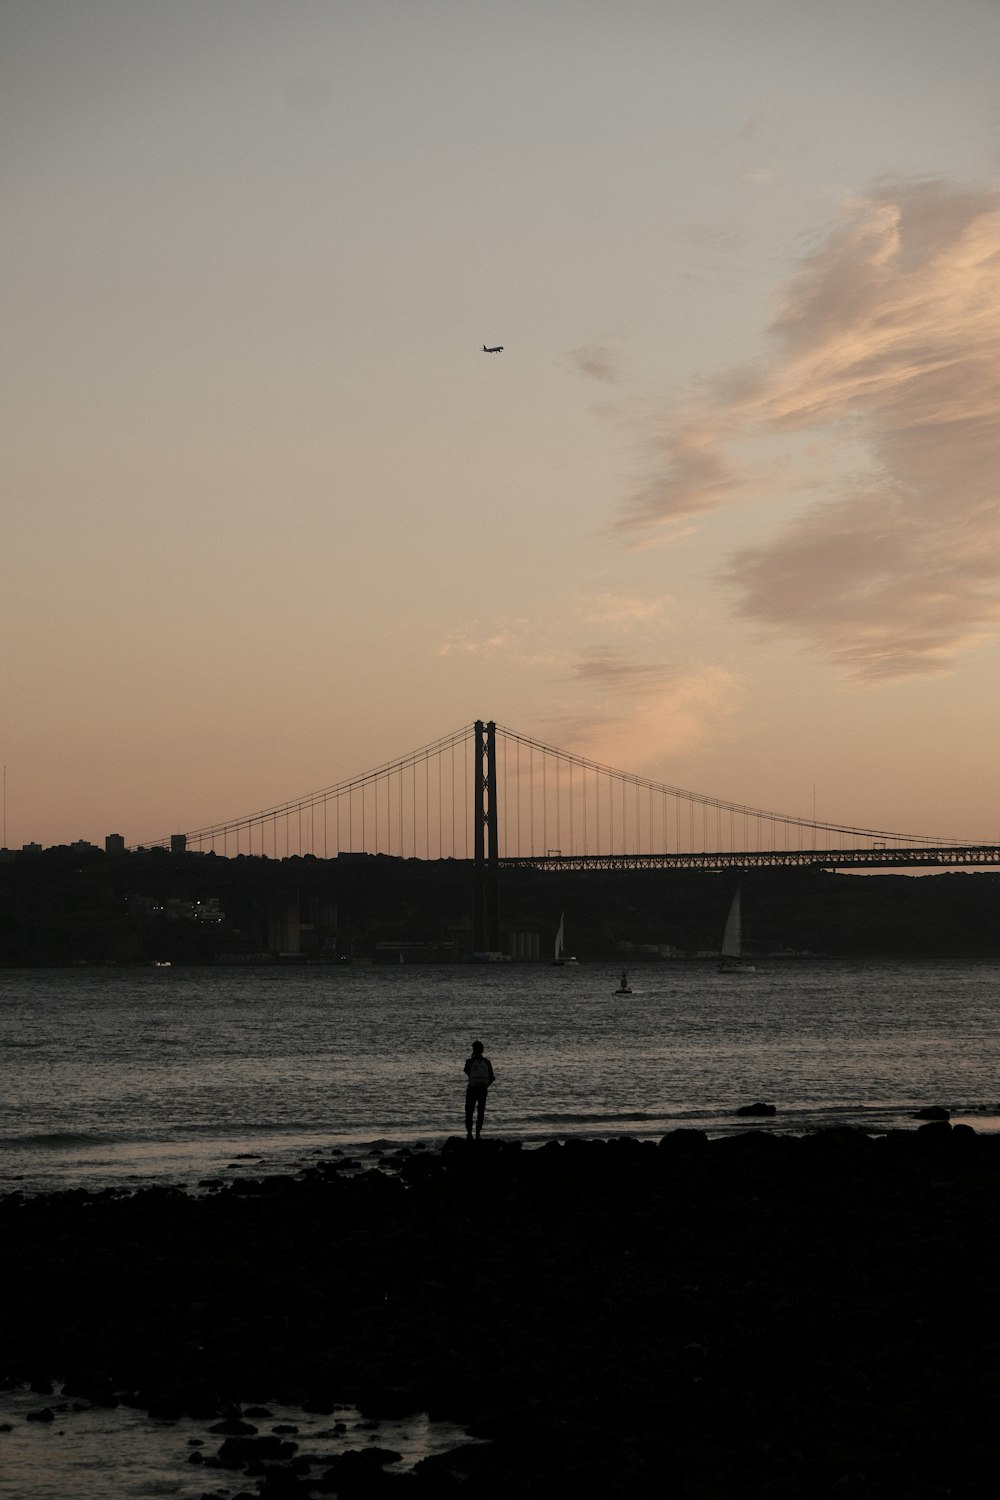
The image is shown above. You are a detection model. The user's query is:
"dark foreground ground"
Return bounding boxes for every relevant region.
[3,1126,1000,1499]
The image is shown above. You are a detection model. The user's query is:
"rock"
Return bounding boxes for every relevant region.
[912,1106,950,1121]
[144,1382,222,1420]
[829,1473,873,1497]
[809,1127,874,1147]
[61,1368,116,1403]
[321,1474,416,1497]
[301,1391,339,1414]
[355,1384,419,1419]
[26,1407,55,1422]
[256,1470,312,1498]
[736,1101,777,1117]
[317,1448,406,1495]
[209,1417,259,1435]
[8,1130,1000,1498]
[331,1446,403,1468]
[85,1384,119,1408]
[217,1434,298,1469]
[413,1444,497,1482]
[658,1129,709,1151]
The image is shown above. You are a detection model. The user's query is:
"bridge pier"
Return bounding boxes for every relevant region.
[473,719,501,953]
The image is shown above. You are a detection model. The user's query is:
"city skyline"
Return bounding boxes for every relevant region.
[4,1,1000,848]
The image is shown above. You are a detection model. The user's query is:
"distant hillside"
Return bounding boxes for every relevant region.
[2,849,999,965]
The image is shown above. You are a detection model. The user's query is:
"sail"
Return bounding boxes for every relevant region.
[554,913,565,961]
[720,890,742,960]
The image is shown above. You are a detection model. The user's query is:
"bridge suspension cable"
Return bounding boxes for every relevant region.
[136,724,476,858]
[136,718,971,861]
[491,724,964,856]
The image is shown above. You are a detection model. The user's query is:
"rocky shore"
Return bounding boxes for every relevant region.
[3,1125,999,1498]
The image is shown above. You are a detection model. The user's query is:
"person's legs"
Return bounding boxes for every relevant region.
[465,1086,475,1136]
[475,1086,486,1136]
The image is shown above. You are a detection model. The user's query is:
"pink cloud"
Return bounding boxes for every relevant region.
[622,179,1000,679]
[542,649,738,767]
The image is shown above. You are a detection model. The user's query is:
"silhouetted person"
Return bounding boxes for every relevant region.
[464,1039,495,1139]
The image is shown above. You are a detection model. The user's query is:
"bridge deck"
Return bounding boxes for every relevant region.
[500,846,1000,872]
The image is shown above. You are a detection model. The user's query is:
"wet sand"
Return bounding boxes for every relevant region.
[3,1125,999,1498]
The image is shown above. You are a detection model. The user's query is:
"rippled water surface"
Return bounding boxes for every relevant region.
[2,960,999,1195]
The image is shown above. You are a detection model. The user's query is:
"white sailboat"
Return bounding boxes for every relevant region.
[718,888,756,974]
[552,912,578,966]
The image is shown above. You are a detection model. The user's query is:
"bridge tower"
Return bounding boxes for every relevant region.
[473,719,501,953]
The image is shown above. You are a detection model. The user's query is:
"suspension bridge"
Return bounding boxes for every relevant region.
[140,719,998,881]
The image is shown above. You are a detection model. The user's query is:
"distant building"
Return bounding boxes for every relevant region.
[21,843,42,855]
[70,840,100,856]
[266,892,337,957]
[170,834,187,854]
[128,894,224,923]
[105,833,126,856]
[268,894,301,955]
[166,897,224,923]
[505,929,540,960]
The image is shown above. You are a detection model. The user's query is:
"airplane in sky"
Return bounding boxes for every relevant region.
[482,344,503,353]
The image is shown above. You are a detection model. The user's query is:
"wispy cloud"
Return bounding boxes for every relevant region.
[621,179,1000,679]
[575,592,674,628]
[569,649,683,698]
[437,629,518,657]
[436,612,734,774]
[543,649,738,768]
[623,413,742,531]
[567,343,620,384]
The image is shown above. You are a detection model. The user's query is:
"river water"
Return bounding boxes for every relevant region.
[2,959,999,1197]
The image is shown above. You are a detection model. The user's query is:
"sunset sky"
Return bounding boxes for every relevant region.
[5,0,1000,850]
